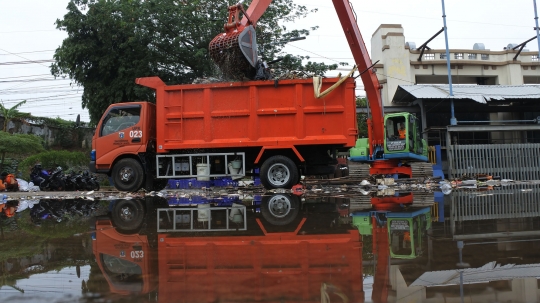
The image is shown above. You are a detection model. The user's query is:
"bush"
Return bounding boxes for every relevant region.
[19,150,89,179]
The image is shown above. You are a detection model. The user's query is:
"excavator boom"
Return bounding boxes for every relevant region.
[332,0,385,147]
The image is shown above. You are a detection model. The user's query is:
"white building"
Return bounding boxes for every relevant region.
[370,24,540,106]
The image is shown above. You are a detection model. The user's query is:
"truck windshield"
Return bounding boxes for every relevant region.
[101,106,141,137]
[100,253,143,292]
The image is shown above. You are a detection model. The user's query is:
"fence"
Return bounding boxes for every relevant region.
[448,143,540,180]
[451,185,540,222]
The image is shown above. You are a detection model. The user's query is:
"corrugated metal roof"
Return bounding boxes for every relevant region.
[393,84,540,104]
[410,262,540,287]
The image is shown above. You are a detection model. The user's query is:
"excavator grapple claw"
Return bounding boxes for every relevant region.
[209,24,258,80]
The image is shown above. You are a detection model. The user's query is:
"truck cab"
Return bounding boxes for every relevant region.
[90,102,157,191]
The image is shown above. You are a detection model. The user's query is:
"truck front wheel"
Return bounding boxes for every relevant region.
[112,158,144,192]
[111,199,145,233]
[260,155,299,189]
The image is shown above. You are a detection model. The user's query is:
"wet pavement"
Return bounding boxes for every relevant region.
[2,184,540,302]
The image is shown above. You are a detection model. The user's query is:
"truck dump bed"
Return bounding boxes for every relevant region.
[137,77,358,153]
[158,229,363,302]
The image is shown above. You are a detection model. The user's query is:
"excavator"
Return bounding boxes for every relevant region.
[351,192,433,303]
[208,0,431,179]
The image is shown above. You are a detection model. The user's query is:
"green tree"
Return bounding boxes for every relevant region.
[0,132,44,172]
[356,96,368,137]
[0,100,30,132]
[52,0,338,124]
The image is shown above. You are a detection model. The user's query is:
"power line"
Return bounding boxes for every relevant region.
[0,78,70,83]
[0,59,55,66]
[0,73,53,80]
[0,48,52,68]
[0,49,55,55]
[295,2,533,29]
[0,30,57,34]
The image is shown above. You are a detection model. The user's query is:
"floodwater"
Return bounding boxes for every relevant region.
[2,184,540,303]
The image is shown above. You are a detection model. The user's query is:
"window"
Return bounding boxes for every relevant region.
[454,53,464,59]
[439,53,447,59]
[100,106,141,137]
[481,54,489,60]
[468,53,477,59]
[423,53,435,60]
[533,55,539,62]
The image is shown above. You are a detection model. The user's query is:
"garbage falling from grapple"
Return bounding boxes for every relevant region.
[208,1,264,80]
[209,26,258,80]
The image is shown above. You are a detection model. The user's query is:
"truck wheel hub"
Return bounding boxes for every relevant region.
[268,196,291,218]
[120,207,133,221]
[120,168,133,182]
[269,164,289,184]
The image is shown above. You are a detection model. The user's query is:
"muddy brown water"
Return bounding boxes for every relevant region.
[1,185,540,302]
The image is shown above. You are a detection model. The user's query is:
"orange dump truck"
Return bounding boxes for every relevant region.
[90,76,358,191]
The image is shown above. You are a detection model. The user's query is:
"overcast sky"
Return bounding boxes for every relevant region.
[1,0,538,123]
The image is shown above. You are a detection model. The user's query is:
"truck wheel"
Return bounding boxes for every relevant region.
[260,155,299,189]
[111,199,145,233]
[112,158,144,192]
[261,194,300,226]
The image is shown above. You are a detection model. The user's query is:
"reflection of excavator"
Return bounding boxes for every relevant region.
[351,193,432,303]
[92,195,364,302]
[208,0,430,178]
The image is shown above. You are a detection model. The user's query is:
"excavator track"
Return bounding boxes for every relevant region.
[410,162,434,179]
[347,162,371,180]
[348,161,433,180]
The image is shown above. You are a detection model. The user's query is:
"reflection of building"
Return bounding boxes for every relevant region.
[381,186,540,302]
[389,262,540,303]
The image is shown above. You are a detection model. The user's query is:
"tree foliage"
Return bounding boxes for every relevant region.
[356,96,368,137]
[52,0,338,124]
[0,100,31,132]
[0,131,44,172]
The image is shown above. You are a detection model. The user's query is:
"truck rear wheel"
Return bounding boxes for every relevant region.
[261,194,300,226]
[112,158,144,192]
[260,155,299,189]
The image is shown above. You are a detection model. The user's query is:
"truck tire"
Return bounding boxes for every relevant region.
[260,155,299,189]
[260,194,300,226]
[111,199,145,233]
[112,158,144,192]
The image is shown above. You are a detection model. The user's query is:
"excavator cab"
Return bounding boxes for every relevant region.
[383,113,427,160]
[351,206,431,259]
[387,210,431,259]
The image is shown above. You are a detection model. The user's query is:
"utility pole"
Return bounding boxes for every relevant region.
[534,0,540,59]
[441,0,456,125]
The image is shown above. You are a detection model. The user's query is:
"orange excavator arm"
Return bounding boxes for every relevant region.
[332,0,385,152]
[241,0,273,27]
[371,216,390,303]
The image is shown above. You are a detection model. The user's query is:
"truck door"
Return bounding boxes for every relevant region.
[94,104,145,168]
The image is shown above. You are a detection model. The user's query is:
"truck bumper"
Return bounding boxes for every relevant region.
[89,161,109,174]
[89,161,97,173]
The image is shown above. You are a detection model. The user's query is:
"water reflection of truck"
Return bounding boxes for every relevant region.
[92,195,364,302]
